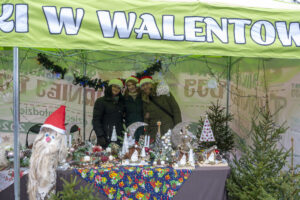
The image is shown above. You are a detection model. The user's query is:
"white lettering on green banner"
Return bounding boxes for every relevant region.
[0,0,299,58]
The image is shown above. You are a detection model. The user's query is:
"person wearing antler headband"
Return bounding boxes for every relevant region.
[92,79,124,148]
[124,75,144,141]
[139,76,182,142]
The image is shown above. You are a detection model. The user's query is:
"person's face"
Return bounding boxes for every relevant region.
[111,85,121,96]
[126,81,137,93]
[141,82,152,95]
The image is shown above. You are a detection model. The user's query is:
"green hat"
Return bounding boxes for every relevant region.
[108,79,124,88]
[125,75,139,84]
[126,75,140,87]
[139,76,153,87]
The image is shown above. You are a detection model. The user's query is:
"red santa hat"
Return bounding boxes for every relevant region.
[139,76,153,87]
[41,105,66,134]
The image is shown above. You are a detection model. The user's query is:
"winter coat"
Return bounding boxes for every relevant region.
[124,94,144,141]
[143,93,182,140]
[92,96,124,147]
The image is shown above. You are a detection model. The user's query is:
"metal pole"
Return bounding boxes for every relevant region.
[226,57,232,127]
[13,47,20,200]
[83,53,87,141]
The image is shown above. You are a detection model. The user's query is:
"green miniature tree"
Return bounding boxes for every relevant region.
[197,101,234,153]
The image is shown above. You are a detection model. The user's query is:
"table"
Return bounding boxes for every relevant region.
[0,166,230,200]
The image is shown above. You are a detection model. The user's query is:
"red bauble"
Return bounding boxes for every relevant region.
[145,147,150,153]
[93,146,102,153]
[101,156,109,162]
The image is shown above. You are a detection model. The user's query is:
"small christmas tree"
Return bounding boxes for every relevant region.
[197,101,234,153]
[160,129,173,164]
[200,115,215,142]
[121,132,129,156]
[111,126,117,142]
[226,107,300,200]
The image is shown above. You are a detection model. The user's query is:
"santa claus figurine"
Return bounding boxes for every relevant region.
[28,105,68,200]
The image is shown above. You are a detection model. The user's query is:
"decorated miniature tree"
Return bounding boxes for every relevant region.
[197,101,234,153]
[160,129,173,164]
[226,107,300,200]
[200,115,215,142]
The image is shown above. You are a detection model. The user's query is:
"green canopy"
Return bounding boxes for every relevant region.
[0,0,300,58]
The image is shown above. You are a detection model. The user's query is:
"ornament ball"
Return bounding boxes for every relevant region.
[8,151,14,158]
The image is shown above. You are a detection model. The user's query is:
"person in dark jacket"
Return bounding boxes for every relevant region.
[140,76,182,142]
[124,76,144,141]
[92,79,124,148]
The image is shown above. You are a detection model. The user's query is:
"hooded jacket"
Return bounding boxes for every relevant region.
[92,95,124,147]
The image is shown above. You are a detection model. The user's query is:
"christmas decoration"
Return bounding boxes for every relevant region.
[159,129,173,165]
[121,132,129,156]
[155,121,162,151]
[199,115,215,142]
[171,122,196,165]
[73,74,107,91]
[108,142,121,156]
[130,145,139,163]
[28,105,68,200]
[0,137,11,168]
[207,78,218,89]
[144,135,150,148]
[202,145,217,164]
[140,146,146,158]
[156,72,170,96]
[227,108,299,200]
[127,122,148,138]
[197,101,234,153]
[127,135,136,147]
[82,155,91,162]
[111,126,117,142]
[136,60,162,79]
[171,121,192,149]
[179,154,187,166]
[37,53,67,79]
[188,149,195,167]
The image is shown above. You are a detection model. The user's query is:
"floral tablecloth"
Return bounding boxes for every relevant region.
[75,166,191,200]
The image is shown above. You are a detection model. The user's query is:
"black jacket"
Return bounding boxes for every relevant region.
[124,94,144,141]
[92,96,124,146]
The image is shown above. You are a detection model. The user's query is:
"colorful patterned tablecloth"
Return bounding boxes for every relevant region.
[75,166,191,200]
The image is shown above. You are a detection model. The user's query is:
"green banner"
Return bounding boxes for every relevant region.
[0,0,300,58]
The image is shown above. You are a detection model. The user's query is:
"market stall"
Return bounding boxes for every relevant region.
[0,0,300,199]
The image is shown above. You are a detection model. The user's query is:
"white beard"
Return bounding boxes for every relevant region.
[28,128,67,200]
[0,141,11,168]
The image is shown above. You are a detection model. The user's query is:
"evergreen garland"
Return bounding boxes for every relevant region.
[136,60,162,79]
[37,53,162,90]
[73,74,108,91]
[37,53,67,79]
